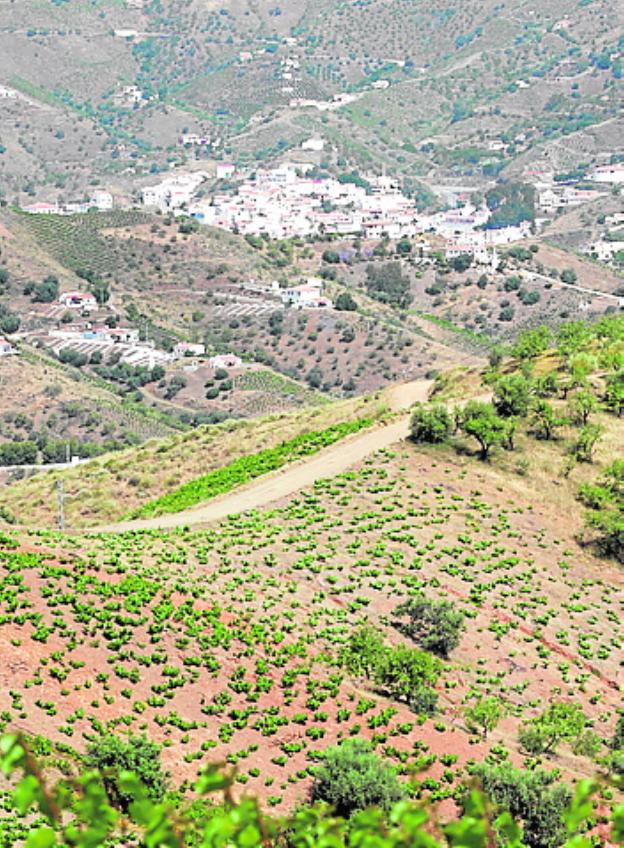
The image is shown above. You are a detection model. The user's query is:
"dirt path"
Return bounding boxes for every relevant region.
[95,379,433,533]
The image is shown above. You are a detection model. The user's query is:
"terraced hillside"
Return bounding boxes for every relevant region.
[0,386,622,812]
[0,0,620,198]
[0,314,622,836]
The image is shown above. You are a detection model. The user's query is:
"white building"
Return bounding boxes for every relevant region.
[209,353,243,369]
[90,191,114,211]
[59,292,98,311]
[589,164,624,184]
[281,278,332,309]
[301,137,325,152]
[142,172,208,213]
[174,342,206,358]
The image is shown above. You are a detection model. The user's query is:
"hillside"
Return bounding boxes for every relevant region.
[0,318,622,828]
[0,0,620,200]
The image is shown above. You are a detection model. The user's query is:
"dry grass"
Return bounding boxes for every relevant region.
[1,391,388,529]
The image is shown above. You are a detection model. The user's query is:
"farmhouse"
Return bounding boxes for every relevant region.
[281,279,332,309]
[174,342,206,358]
[59,292,98,311]
[589,164,624,184]
[208,354,243,369]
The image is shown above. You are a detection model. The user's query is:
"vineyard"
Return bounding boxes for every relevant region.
[0,415,623,809]
[129,415,381,518]
[17,210,152,278]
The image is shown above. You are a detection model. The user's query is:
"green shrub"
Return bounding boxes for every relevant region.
[311,739,404,817]
[409,403,453,444]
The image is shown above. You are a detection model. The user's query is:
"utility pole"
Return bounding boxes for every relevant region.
[57,480,65,531]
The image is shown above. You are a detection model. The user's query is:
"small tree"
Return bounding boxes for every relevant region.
[340,625,386,678]
[567,389,597,425]
[469,762,572,848]
[409,403,453,444]
[493,374,532,417]
[464,697,505,739]
[560,268,578,284]
[568,424,603,463]
[464,696,505,739]
[511,327,552,362]
[84,734,169,812]
[578,460,624,562]
[529,399,563,440]
[311,739,405,817]
[518,702,587,756]
[335,292,357,311]
[376,645,440,714]
[394,593,465,657]
[604,370,624,417]
[459,401,507,460]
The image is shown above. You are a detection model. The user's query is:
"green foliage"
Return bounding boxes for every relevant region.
[409,403,453,444]
[604,370,624,416]
[24,275,59,304]
[393,594,465,657]
[340,625,441,715]
[567,389,597,426]
[493,375,532,418]
[568,423,603,463]
[335,292,357,311]
[469,763,573,848]
[311,739,404,817]
[340,625,386,678]
[365,263,412,309]
[376,645,441,713]
[130,416,379,518]
[579,460,624,562]
[85,733,169,812]
[11,731,619,848]
[458,401,507,460]
[518,702,588,755]
[512,327,552,361]
[464,697,505,740]
[529,400,563,441]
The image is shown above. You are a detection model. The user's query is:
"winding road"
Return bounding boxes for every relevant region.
[95,379,433,533]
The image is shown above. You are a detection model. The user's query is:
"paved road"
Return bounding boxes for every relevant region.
[95,379,433,533]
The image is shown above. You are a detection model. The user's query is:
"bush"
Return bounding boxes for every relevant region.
[311,739,405,817]
[335,292,357,311]
[518,703,587,755]
[493,375,532,417]
[458,400,507,459]
[579,460,624,562]
[84,734,169,812]
[393,593,465,657]
[469,762,572,848]
[409,403,453,444]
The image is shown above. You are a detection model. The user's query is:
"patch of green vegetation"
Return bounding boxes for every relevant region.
[129,415,382,518]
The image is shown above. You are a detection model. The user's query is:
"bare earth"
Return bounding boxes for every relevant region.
[96,379,434,533]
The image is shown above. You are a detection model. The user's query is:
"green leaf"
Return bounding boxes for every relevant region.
[25,827,57,848]
[13,775,40,815]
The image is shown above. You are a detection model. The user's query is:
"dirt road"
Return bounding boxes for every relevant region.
[96,379,433,533]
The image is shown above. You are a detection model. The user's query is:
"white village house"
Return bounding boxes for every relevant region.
[281,278,332,309]
[174,342,206,358]
[208,354,243,369]
[59,292,98,311]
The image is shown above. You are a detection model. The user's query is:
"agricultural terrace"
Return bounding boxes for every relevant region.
[0,439,621,812]
[16,211,153,279]
[0,392,388,528]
